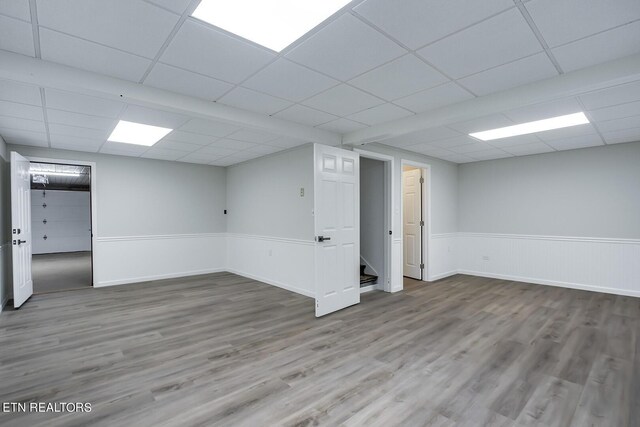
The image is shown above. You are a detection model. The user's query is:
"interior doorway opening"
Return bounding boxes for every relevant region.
[402,164,426,282]
[357,150,393,294]
[30,162,93,293]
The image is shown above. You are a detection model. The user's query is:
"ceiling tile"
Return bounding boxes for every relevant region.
[44,89,124,117]
[303,84,383,117]
[394,82,474,113]
[354,0,513,50]
[49,135,103,152]
[0,0,31,21]
[458,53,557,96]
[596,115,640,133]
[503,97,583,123]
[466,149,513,160]
[218,87,292,115]
[100,141,148,155]
[37,0,179,58]
[428,135,481,149]
[534,124,597,142]
[601,127,640,144]
[161,130,216,145]
[525,0,640,47]
[447,141,495,154]
[268,137,308,148]
[347,103,413,126]
[210,138,256,150]
[579,80,640,110]
[317,118,368,133]
[145,0,191,15]
[286,14,406,81]
[381,126,461,147]
[0,80,41,106]
[46,109,117,130]
[153,139,201,152]
[0,115,45,133]
[40,28,152,82]
[349,54,448,101]
[120,105,190,128]
[448,114,513,134]
[48,123,110,140]
[438,153,476,163]
[178,119,239,137]
[242,59,339,102]
[417,9,542,79]
[0,127,48,147]
[227,129,278,143]
[0,14,35,56]
[140,147,187,161]
[274,104,337,126]
[144,63,234,101]
[178,151,224,164]
[409,145,454,158]
[501,141,555,155]
[195,145,236,156]
[552,21,640,72]
[161,19,275,83]
[0,100,43,121]
[588,101,640,122]
[244,144,283,155]
[545,133,604,150]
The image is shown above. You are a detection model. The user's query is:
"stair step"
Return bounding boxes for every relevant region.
[360,273,377,286]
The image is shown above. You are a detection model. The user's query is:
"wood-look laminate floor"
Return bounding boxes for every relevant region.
[0,273,638,426]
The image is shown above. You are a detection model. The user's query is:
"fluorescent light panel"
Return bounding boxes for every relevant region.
[192,0,351,52]
[108,120,172,146]
[469,112,590,141]
[29,171,80,177]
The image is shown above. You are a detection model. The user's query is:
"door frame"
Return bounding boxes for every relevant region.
[26,156,97,287]
[401,159,431,282]
[354,148,394,292]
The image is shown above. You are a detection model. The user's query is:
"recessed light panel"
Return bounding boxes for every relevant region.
[108,120,173,146]
[192,0,352,52]
[470,112,590,141]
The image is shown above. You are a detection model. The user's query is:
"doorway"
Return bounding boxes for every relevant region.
[356,149,393,293]
[29,162,93,293]
[402,164,426,281]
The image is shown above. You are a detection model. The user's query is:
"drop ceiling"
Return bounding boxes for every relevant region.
[0,0,639,166]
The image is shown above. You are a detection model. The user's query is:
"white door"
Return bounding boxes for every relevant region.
[11,152,33,308]
[314,144,359,317]
[403,168,422,280]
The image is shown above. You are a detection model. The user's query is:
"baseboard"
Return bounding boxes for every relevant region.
[458,269,640,298]
[95,268,226,287]
[226,268,314,298]
[428,270,459,281]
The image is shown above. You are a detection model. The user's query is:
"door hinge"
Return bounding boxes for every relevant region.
[419,220,424,226]
[419,177,424,184]
[420,263,424,269]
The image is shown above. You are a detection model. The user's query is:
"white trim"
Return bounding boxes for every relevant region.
[458,232,640,245]
[26,155,98,286]
[431,233,458,239]
[359,284,379,293]
[225,233,314,246]
[457,269,640,298]
[226,268,315,298]
[428,270,459,281]
[401,159,432,284]
[355,148,395,292]
[98,233,226,242]
[96,268,226,287]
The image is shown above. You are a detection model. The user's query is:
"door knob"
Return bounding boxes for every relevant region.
[316,236,331,242]
[15,240,27,245]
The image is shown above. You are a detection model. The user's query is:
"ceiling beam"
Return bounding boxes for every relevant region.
[0,50,341,146]
[343,53,640,145]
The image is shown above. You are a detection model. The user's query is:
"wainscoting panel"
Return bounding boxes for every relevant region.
[226,234,315,298]
[458,233,640,297]
[429,233,458,281]
[94,233,227,287]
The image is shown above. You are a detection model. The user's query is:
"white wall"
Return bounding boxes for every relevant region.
[360,157,385,278]
[226,145,315,296]
[0,136,10,311]
[7,145,227,287]
[457,141,640,297]
[31,190,91,254]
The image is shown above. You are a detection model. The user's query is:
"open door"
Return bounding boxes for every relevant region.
[314,144,359,317]
[403,168,422,280]
[11,152,33,308]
